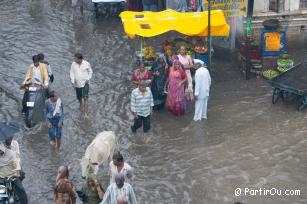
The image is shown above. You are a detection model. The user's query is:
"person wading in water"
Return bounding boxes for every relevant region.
[70,53,93,118]
[54,165,76,204]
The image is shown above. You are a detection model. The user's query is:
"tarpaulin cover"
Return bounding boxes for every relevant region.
[119,9,230,38]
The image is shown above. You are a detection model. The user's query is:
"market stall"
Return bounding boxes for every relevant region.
[119,9,230,68]
[239,19,293,80]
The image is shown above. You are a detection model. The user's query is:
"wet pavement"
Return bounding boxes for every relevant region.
[1,1,307,204]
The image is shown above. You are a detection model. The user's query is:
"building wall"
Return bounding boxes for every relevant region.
[254,0,301,13]
[254,0,268,13]
[284,0,300,11]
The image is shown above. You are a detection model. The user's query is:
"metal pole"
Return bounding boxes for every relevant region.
[140,37,143,64]
[208,0,211,71]
[245,0,254,80]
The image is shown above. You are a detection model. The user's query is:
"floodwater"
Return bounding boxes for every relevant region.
[1,1,307,204]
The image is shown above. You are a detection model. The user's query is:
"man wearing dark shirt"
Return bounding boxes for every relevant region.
[142,0,157,11]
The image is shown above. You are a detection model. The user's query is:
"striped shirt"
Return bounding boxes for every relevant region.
[100,182,137,204]
[131,87,154,117]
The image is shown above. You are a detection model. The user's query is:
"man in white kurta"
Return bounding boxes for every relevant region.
[193,59,211,121]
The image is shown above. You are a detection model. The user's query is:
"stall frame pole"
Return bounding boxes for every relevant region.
[245,0,254,80]
[208,0,212,71]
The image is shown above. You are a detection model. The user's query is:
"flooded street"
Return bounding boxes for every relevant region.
[1,0,307,203]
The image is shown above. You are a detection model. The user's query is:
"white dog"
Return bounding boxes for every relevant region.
[80,131,116,178]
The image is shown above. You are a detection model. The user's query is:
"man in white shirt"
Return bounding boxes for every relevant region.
[70,53,93,118]
[193,59,211,121]
[109,152,133,184]
[0,122,28,204]
[4,136,22,177]
[0,142,17,179]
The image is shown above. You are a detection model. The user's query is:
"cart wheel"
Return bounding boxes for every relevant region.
[94,3,99,17]
[280,91,286,101]
[283,91,289,100]
[239,59,246,77]
[272,88,280,104]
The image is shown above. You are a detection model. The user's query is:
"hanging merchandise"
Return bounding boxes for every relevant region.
[166,0,187,12]
[190,0,197,11]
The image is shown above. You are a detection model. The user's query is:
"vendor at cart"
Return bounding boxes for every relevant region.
[194,38,208,65]
[131,62,153,86]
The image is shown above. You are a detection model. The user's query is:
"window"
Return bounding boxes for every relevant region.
[300,0,307,8]
[269,0,278,12]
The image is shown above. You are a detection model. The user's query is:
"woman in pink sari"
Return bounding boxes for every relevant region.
[165,60,187,116]
[178,46,194,101]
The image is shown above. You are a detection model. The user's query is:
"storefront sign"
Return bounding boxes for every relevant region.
[246,17,252,36]
[265,32,281,51]
[204,0,247,18]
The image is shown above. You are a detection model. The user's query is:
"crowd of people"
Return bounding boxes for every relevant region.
[0,125,136,204]
[54,152,136,204]
[0,51,139,203]
[0,42,211,203]
[130,46,211,121]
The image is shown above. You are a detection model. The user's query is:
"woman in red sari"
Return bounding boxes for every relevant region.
[131,63,153,85]
[165,60,187,116]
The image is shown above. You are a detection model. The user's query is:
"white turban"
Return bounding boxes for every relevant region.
[193,59,204,65]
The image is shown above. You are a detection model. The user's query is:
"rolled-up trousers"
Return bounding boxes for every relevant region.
[193,96,208,121]
[132,115,151,133]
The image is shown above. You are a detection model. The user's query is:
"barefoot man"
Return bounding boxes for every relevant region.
[130,81,154,142]
[45,91,64,150]
[70,53,93,118]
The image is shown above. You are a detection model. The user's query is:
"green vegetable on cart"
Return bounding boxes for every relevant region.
[277,66,289,73]
[263,69,279,79]
[277,58,294,68]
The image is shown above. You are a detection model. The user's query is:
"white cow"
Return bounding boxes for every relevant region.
[80,131,116,178]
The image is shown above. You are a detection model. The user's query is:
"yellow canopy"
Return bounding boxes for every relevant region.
[119,9,230,38]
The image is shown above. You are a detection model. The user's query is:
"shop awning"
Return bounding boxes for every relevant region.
[119,9,230,38]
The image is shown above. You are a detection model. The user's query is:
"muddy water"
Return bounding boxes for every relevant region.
[1,1,307,204]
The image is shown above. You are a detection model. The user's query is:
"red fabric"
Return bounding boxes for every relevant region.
[167,67,186,80]
[131,69,153,83]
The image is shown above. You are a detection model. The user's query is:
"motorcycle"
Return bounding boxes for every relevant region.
[0,177,19,204]
[24,78,47,128]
